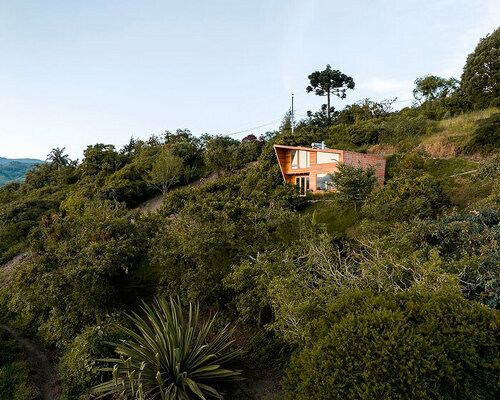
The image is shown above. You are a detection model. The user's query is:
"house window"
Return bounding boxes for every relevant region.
[291,150,310,169]
[299,150,310,168]
[316,173,334,190]
[291,151,298,169]
[317,152,340,164]
[295,176,310,195]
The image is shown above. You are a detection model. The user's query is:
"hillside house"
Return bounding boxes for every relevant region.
[274,143,386,195]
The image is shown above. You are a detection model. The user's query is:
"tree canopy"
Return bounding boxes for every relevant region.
[306,65,355,121]
[461,26,500,109]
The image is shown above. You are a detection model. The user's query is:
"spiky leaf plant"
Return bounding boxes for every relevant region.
[93,297,242,400]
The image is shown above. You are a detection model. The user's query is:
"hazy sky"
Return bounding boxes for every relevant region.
[1,0,498,160]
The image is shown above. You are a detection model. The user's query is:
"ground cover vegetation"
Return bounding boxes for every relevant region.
[0,27,499,399]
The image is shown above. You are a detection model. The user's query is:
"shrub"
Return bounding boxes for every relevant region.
[363,171,449,221]
[460,113,500,155]
[94,297,242,400]
[462,27,500,109]
[58,323,123,399]
[283,288,500,400]
[330,163,377,207]
[0,329,39,400]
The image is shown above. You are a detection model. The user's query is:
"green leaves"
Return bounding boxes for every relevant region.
[330,162,377,205]
[306,64,355,99]
[461,27,500,109]
[93,297,242,400]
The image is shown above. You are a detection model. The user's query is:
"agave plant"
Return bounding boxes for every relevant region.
[93,297,242,400]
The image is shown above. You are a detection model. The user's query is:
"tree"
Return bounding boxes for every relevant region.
[330,163,377,208]
[280,108,294,134]
[413,75,460,105]
[363,171,449,221]
[93,297,242,400]
[306,65,355,120]
[46,147,70,168]
[461,27,500,109]
[283,287,500,400]
[149,147,184,198]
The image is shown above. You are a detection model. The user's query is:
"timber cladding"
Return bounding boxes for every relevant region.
[274,144,386,193]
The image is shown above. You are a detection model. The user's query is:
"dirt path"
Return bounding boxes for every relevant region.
[0,323,60,400]
[0,250,29,288]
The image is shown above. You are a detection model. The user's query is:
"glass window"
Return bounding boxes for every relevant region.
[317,152,340,164]
[295,176,310,195]
[291,150,298,169]
[299,150,307,168]
[316,173,333,190]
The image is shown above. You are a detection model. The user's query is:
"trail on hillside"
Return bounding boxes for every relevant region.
[137,162,257,213]
[0,251,28,288]
[0,323,60,400]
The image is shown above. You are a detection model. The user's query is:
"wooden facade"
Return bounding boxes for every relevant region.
[273,144,386,194]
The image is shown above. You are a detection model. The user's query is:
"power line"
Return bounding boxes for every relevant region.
[223,97,421,137]
[225,119,281,136]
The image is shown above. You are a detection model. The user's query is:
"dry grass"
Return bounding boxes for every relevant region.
[418,107,499,158]
[367,144,396,155]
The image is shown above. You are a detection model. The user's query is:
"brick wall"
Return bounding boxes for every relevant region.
[343,151,386,186]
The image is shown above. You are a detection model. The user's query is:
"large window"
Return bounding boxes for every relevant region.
[317,152,340,164]
[316,173,334,191]
[299,150,310,168]
[291,150,310,169]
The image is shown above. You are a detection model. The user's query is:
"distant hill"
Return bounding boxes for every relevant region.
[0,157,42,186]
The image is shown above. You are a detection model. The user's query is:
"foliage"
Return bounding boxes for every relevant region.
[413,75,459,105]
[203,135,261,173]
[0,329,38,400]
[306,65,355,120]
[58,322,124,399]
[460,112,500,155]
[330,163,377,206]
[46,147,71,168]
[283,287,500,400]
[363,170,449,221]
[149,147,184,198]
[389,208,500,308]
[462,27,500,109]
[0,160,40,187]
[335,98,395,124]
[6,197,148,347]
[94,297,242,400]
[0,35,499,399]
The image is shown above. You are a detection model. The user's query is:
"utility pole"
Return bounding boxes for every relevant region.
[291,93,294,135]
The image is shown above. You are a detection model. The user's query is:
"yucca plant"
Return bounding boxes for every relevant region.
[93,297,242,400]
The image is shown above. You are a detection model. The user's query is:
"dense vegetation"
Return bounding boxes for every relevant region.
[0,27,499,399]
[0,329,38,399]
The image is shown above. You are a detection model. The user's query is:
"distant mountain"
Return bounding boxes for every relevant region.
[0,157,42,186]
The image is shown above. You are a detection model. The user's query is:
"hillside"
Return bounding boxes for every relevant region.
[0,26,499,399]
[0,103,497,398]
[0,158,41,186]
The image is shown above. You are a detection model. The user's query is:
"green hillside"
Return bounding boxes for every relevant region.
[0,159,41,186]
[0,27,499,400]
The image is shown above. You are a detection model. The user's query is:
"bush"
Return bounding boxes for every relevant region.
[58,322,123,399]
[93,298,242,399]
[462,27,500,109]
[0,330,38,400]
[460,112,500,155]
[283,288,500,400]
[330,163,377,207]
[363,171,449,221]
